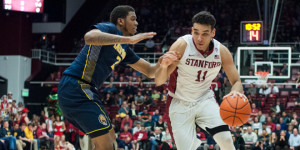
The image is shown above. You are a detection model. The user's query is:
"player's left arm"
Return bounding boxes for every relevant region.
[129,58,160,78]
[220,44,246,99]
[129,52,178,79]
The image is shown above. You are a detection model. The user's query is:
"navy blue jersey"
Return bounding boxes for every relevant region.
[63,22,140,89]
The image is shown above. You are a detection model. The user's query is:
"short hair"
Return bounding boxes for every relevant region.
[110,5,135,25]
[192,11,216,30]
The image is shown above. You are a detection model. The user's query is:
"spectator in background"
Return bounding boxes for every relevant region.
[242,126,257,146]
[154,115,165,131]
[247,83,257,96]
[144,115,154,132]
[252,117,262,131]
[258,122,271,135]
[119,125,132,142]
[289,128,300,150]
[114,90,126,106]
[296,72,300,88]
[53,116,66,138]
[279,117,288,131]
[129,104,138,119]
[271,100,284,115]
[103,83,117,93]
[47,114,55,137]
[103,93,114,106]
[1,95,10,112]
[10,100,18,116]
[132,125,147,150]
[250,103,259,121]
[257,110,266,123]
[267,117,276,131]
[280,62,288,75]
[24,123,38,150]
[149,127,163,150]
[233,130,245,150]
[137,82,146,94]
[118,101,129,118]
[12,123,25,150]
[37,122,51,149]
[17,123,31,150]
[118,137,133,150]
[7,92,13,103]
[268,83,279,98]
[152,109,160,122]
[204,135,220,150]
[59,134,75,150]
[196,127,206,141]
[161,89,168,102]
[0,121,17,150]
[282,111,291,124]
[20,108,30,125]
[269,132,278,149]
[121,115,133,130]
[161,127,173,150]
[132,121,142,135]
[125,81,136,95]
[259,85,271,96]
[151,89,160,103]
[140,109,150,121]
[134,91,144,106]
[274,124,282,138]
[276,130,289,150]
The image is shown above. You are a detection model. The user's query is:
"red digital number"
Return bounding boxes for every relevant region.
[195,70,208,82]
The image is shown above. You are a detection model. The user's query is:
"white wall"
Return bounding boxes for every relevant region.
[0,56,31,103]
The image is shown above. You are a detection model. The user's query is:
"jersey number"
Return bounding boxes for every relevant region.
[111,56,121,70]
[195,70,207,82]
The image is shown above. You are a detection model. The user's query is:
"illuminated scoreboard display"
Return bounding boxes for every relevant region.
[240,21,263,44]
[3,0,44,13]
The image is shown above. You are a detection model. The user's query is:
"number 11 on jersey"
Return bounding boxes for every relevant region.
[195,70,207,82]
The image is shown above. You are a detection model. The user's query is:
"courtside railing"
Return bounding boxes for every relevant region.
[32,49,164,66]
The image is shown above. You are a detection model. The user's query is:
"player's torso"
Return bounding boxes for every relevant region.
[168,35,222,102]
[63,43,128,88]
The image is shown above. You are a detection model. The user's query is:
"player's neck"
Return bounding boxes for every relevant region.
[116,25,131,36]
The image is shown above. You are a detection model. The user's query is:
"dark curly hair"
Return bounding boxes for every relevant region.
[110,5,135,25]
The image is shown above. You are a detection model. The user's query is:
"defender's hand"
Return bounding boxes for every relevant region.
[161,51,180,68]
[129,32,157,44]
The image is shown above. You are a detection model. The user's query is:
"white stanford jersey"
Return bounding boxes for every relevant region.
[168,34,222,102]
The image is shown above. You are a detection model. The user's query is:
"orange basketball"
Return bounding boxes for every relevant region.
[220,96,251,127]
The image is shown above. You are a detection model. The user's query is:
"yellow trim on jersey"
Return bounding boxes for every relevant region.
[81,45,92,79]
[79,82,111,134]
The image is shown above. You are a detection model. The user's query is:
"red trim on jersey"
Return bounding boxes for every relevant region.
[166,95,175,143]
[168,67,178,93]
[192,38,214,58]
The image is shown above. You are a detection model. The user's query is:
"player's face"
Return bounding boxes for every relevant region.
[192,23,215,51]
[124,11,138,36]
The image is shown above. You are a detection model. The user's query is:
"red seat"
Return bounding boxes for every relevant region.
[286,102,295,109]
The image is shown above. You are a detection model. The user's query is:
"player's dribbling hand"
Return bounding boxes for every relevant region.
[129,32,157,44]
[223,91,248,102]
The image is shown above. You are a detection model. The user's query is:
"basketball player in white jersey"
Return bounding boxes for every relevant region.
[155,11,247,150]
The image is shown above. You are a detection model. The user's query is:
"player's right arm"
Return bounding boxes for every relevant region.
[155,38,186,86]
[84,29,156,45]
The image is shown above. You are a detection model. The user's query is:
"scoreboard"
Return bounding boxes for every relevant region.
[3,0,44,13]
[240,21,263,44]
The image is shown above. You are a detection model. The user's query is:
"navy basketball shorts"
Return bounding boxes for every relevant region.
[58,76,112,138]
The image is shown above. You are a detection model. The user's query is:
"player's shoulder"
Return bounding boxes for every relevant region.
[93,22,120,34]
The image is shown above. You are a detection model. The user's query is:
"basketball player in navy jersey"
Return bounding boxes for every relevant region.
[58,5,178,150]
[155,11,247,150]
